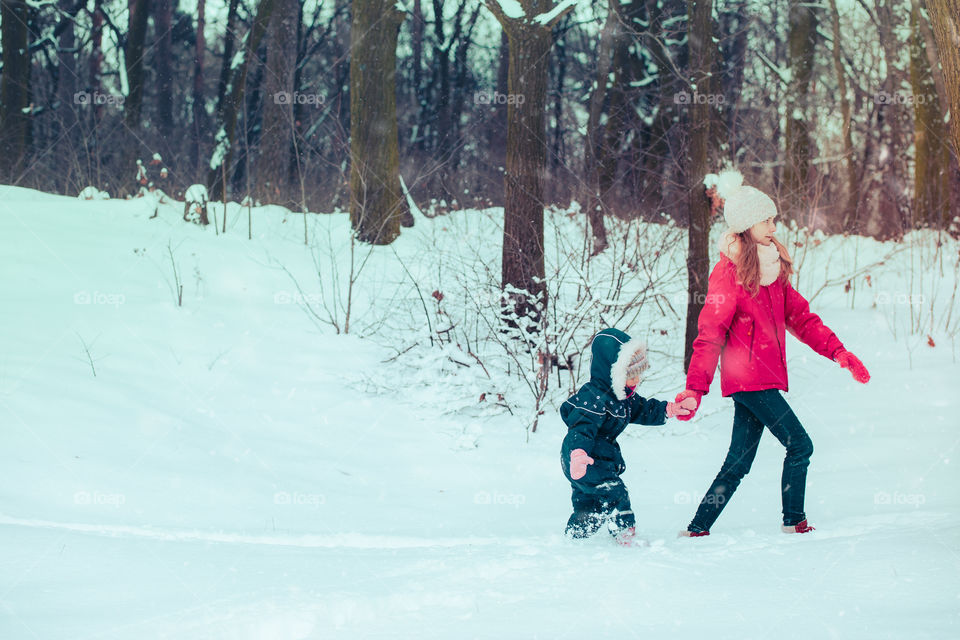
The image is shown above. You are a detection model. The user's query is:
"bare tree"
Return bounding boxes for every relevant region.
[683,0,716,370]
[909,1,950,229]
[191,0,207,180]
[208,0,278,203]
[0,0,32,182]
[349,0,408,244]
[484,0,576,331]
[255,0,299,206]
[153,0,175,139]
[119,0,152,196]
[782,0,819,223]
[827,0,859,228]
[926,0,960,160]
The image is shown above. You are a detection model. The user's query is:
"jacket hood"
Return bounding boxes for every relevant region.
[589,328,649,400]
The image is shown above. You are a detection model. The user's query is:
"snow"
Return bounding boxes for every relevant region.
[78,185,110,200]
[494,0,525,19]
[532,0,578,25]
[185,183,209,204]
[0,185,958,638]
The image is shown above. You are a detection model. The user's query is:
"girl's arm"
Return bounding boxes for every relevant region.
[783,280,844,360]
[686,262,738,394]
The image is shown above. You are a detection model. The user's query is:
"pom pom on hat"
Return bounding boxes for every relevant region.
[703,169,778,234]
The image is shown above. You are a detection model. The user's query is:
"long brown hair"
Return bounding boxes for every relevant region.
[733,231,794,296]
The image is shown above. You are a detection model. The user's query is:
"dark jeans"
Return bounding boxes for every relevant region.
[689,389,813,532]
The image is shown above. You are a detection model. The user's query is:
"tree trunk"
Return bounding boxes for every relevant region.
[191,0,207,180]
[349,0,408,244]
[120,0,151,195]
[56,0,78,190]
[216,0,241,116]
[782,0,818,224]
[926,0,960,160]
[154,0,174,139]
[0,0,32,182]
[641,0,687,218]
[827,0,859,230]
[484,0,575,331]
[255,0,299,206]
[582,7,618,255]
[597,0,645,214]
[683,0,715,371]
[207,0,278,203]
[910,2,949,229]
[861,0,911,239]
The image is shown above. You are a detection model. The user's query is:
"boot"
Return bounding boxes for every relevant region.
[781,519,815,534]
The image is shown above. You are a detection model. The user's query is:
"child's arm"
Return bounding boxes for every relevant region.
[627,394,667,425]
[562,404,601,453]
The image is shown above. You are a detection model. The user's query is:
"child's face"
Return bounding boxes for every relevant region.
[626,375,640,388]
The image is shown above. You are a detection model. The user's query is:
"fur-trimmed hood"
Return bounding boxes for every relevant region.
[589,328,649,401]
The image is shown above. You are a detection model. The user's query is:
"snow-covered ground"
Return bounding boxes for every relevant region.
[1,186,958,639]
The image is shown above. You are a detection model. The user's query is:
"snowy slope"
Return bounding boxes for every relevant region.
[1,186,958,639]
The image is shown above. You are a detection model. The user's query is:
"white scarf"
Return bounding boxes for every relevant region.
[717,230,781,286]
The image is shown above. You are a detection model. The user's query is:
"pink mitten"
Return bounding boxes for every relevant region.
[673,390,702,422]
[569,449,594,480]
[835,349,870,384]
[667,396,698,418]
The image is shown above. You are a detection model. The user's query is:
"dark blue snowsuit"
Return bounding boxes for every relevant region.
[560,328,667,537]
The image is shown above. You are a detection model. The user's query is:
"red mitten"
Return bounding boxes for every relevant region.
[835,349,870,384]
[569,449,594,480]
[666,396,698,418]
[673,390,702,422]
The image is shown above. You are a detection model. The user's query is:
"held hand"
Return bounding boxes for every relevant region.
[835,349,870,384]
[569,449,594,480]
[673,390,702,422]
[666,396,698,418]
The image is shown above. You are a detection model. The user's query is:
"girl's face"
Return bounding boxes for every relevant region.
[748,217,777,246]
[626,375,640,388]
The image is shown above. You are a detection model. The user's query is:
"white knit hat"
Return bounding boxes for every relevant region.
[704,169,778,233]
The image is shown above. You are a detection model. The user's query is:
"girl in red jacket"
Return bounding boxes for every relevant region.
[676,170,871,537]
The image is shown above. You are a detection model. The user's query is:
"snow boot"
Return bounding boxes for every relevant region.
[781,519,815,534]
[678,529,710,538]
[615,526,637,546]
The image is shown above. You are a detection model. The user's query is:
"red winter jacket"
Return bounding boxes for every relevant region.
[686,254,844,397]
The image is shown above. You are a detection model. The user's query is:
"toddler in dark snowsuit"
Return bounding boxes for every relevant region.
[560,328,695,545]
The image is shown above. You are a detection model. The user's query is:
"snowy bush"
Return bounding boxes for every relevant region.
[184,184,209,225]
[78,186,109,200]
